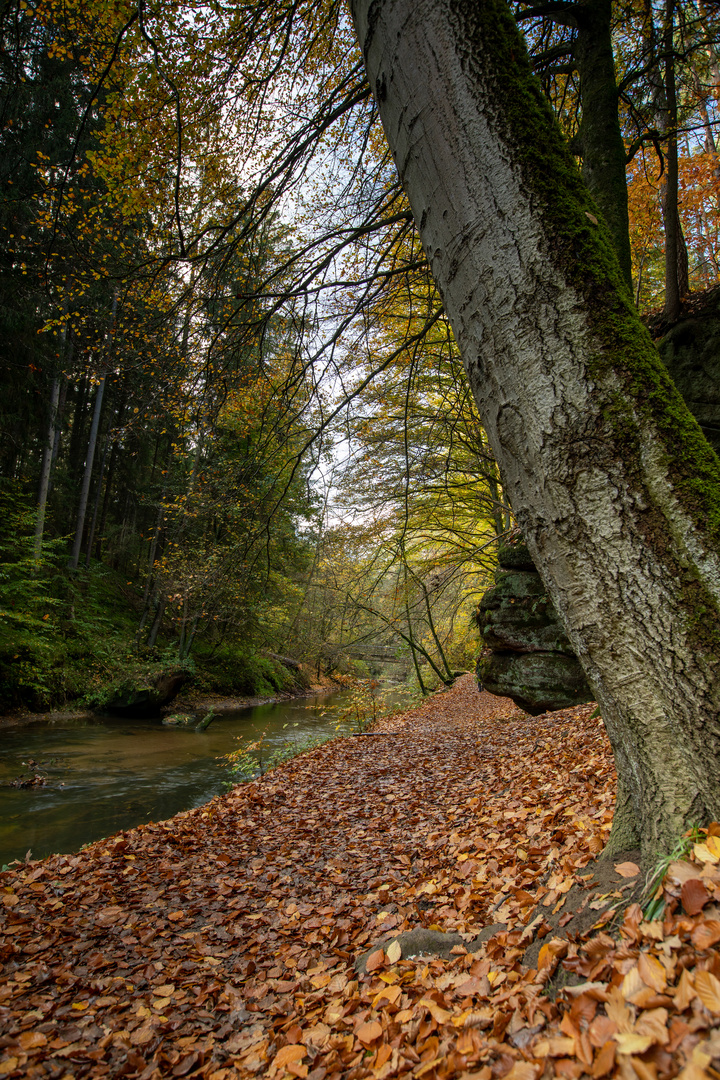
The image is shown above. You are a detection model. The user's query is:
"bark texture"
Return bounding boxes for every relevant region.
[351,0,720,856]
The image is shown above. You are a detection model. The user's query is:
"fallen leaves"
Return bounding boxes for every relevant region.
[1,678,720,1080]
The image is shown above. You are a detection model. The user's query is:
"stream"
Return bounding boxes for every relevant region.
[0,690,352,867]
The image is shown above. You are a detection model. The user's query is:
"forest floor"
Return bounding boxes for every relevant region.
[1,676,719,1080]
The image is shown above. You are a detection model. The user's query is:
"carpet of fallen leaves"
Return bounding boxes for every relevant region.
[1,676,720,1080]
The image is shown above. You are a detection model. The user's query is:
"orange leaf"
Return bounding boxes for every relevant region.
[591,1040,615,1078]
[614,862,640,878]
[638,952,667,993]
[691,919,720,950]
[364,948,385,972]
[272,1044,306,1070]
[356,1020,383,1044]
[673,968,696,1011]
[18,1031,47,1051]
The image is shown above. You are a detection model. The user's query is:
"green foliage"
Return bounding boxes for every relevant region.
[223,724,335,785]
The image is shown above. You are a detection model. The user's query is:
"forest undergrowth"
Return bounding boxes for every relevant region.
[1,677,719,1080]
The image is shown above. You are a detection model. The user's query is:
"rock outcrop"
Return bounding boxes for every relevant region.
[101,670,187,719]
[475,542,593,715]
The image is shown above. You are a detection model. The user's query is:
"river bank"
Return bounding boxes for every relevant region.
[0,669,347,729]
[1,676,719,1080]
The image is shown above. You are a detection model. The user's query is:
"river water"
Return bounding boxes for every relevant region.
[0,691,351,867]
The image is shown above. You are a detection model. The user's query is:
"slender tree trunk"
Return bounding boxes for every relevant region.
[85,431,110,567]
[147,598,166,649]
[68,374,106,571]
[34,375,60,561]
[51,374,68,471]
[352,0,720,857]
[663,0,684,321]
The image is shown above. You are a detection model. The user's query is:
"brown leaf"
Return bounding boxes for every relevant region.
[614,862,640,878]
[271,1044,306,1070]
[681,878,711,916]
[691,919,720,950]
[356,1020,383,1044]
[364,948,385,972]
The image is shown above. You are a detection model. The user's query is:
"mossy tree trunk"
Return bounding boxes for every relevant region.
[573,0,633,293]
[351,0,720,857]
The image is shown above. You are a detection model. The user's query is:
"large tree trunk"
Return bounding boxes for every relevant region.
[351,0,720,857]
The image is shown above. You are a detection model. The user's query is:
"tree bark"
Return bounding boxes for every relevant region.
[34,374,60,562]
[351,0,720,857]
[573,0,633,293]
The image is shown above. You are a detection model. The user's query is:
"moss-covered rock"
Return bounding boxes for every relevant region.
[476,540,593,715]
[477,569,574,654]
[478,650,593,716]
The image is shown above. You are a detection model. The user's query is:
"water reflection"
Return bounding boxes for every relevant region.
[0,692,347,866]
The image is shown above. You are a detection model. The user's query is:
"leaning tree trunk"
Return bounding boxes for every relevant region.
[351,0,720,857]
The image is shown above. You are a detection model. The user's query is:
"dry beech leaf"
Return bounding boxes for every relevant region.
[694,970,720,1013]
[417,997,452,1024]
[673,968,696,1011]
[385,939,402,964]
[18,1031,47,1051]
[364,948,385,972]
[613,1032,654,1055]
[373,983,401,1008]
[691,920,720,950]
[635,1007,669,1046]
[272,1044,306,1070]
[638,952,667,993]
[614,862,640,878]
[356,1020,383,1044]
[534,1036,576,1057]
[621,966,645,1001]
[682,878,711,915]
[693,842,720,865]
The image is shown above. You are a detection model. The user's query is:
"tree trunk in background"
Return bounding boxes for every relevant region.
[85,430,110,567]
[662,0,685,322]
[352,0,720,857]
[574,0,633,292]
[68,374,105,571]
[34,374,60,561]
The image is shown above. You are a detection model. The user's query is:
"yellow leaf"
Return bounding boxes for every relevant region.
[695,970,720,1013]
[621,966,645,1001]
[373,983,402,1008]
[638,953,667,993]
[71,1001,89,1011]
[417,997,451,1024]
[386,939,402,964]
[534,1037,576,1057]
[693,843,719,865]
[614,1032,654,1055]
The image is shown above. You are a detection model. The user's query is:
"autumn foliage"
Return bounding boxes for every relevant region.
[1,678,719,1078]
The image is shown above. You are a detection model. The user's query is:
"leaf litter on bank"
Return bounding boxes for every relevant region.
[1,676,719,1079]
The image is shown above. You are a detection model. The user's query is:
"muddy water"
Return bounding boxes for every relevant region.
[0,691,349,867]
